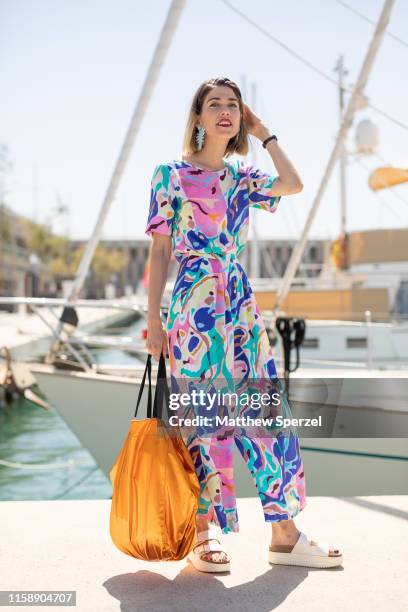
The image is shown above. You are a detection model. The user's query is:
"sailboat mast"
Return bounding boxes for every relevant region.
[334,54,349,237]
[273,0,396,318]
[68,0,186,305]
[250,81,260,280]
[46,0,186,361]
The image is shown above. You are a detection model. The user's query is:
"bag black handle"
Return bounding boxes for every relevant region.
[152,352,171,420]
[134,352,171,421]
[134,353,152,418]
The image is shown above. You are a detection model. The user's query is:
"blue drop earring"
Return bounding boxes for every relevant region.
[195,125,205,150]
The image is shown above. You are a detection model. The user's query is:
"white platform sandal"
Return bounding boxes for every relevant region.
[187,527,231,573]
[268,531,343,569]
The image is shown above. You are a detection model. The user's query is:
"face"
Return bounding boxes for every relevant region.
[197,85,241,141]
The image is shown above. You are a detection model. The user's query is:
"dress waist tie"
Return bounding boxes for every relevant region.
[178,250,237,266]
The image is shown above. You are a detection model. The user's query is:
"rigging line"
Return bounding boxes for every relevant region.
[335,0,408,49]
[351,155,407,223]
[366,101,408,131]
[219,0,408,132]
[220,0,339,86]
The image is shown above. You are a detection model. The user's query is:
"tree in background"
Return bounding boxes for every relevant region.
[23,218,129,296]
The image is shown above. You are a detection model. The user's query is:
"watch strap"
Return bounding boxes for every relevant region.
[262,135,278,148]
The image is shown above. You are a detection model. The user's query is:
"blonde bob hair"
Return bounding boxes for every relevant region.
[182,77,249,158]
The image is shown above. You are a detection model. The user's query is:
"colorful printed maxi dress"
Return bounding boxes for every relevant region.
[145,158,307,534]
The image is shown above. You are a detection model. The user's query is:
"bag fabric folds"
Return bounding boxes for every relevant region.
[109,353,200,561]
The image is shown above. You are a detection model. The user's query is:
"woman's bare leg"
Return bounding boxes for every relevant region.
[195,516,229,563]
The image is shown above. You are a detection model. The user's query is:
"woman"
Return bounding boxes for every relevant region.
[145,77,342,572]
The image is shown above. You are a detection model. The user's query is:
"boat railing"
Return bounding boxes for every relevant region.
[0,296,159,373]
[0,296,152,314]
[1,297,407,372]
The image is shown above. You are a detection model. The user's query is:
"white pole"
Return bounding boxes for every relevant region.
[334,54,349,237]
[240,73,249,272]
[273,0,395,317]
[68,0,186,304]
[250,81,260,280]
[365,309,373,369]
[46,0,186,361]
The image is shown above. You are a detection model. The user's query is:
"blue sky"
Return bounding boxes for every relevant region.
[1,0,407,240]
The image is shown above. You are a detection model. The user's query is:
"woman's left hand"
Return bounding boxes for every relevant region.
[243,103,269,141]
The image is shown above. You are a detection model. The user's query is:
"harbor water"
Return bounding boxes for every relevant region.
[0,317,146,501]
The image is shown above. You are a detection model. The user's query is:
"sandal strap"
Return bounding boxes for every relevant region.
[293,532,331,556]
[193,538,222,553]
[193,527,224,555]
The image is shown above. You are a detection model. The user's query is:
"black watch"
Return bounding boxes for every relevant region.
[262,135,278,148]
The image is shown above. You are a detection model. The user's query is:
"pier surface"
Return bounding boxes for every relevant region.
[1,495,407,611]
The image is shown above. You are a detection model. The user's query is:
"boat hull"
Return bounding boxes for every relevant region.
[30,363,408,497]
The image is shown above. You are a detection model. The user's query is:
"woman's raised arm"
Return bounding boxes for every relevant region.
[243,103,303,195]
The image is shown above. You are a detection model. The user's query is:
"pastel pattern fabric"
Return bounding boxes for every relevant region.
[145,159,307,533]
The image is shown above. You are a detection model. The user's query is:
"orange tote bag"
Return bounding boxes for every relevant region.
[109,352,200,561]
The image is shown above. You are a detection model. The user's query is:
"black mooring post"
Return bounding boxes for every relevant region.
[275,316,306,395]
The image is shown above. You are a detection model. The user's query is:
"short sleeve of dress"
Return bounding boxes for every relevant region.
[145,163,175,237]
[245,163,281,213]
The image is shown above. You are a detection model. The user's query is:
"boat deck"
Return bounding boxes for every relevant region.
[0,297,144,359]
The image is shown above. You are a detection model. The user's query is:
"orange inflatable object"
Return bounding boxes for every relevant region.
[109,354,200,561]
[369,164,408,191]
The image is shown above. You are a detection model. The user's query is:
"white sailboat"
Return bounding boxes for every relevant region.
[29,359,408,496]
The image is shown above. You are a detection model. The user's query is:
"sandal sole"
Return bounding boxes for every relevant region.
[268,550,343,568]
[187,554,231,573]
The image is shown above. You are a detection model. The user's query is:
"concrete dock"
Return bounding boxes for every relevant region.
[1,495,407,611]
